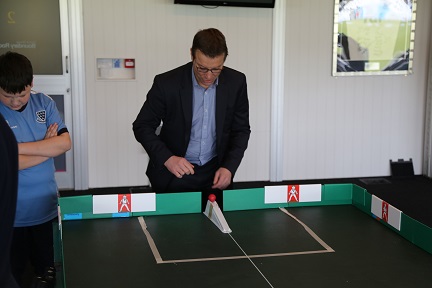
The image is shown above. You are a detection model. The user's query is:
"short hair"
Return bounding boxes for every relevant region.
[0,51,33,94]
[191,28,228,60]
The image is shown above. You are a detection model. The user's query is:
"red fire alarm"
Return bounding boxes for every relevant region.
[124,59,135,68]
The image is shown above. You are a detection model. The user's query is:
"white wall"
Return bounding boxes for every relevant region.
[80,0,431,189]
[82,0,273,188]
[282,0,432,180]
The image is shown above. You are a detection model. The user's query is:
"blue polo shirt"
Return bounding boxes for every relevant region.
[0,91,67,227]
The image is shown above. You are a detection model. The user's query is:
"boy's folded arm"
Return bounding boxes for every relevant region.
[18,155,49,170]
[18,132,72,158]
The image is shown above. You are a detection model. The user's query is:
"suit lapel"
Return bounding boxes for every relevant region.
[180,65,193,147]
[216,76,228,148]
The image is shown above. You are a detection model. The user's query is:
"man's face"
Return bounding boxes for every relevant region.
[0,85,32,110]
[191,49,225,89]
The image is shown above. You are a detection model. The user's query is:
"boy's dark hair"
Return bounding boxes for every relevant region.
[0,51,33,94]
[191,28,228,61]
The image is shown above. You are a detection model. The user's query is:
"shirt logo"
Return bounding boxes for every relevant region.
[5,119,17,129]
[36,110,46,123]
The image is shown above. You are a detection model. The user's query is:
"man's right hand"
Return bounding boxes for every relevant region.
[164,156,195,178]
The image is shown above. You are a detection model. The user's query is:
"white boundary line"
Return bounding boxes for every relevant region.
[137,208,334,264]
[138,216,163,264]
[279,207,335,253]
[228,233,275,288]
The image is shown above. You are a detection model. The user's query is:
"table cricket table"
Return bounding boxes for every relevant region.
[56,185,432,288]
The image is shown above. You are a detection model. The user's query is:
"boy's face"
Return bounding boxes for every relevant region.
[0,85,32,110]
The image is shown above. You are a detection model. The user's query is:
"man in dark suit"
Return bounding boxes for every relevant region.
[133,28,251,210]
[0,113,19,288]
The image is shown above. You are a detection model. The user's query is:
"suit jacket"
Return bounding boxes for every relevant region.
[133,62,251,191]
[0,114,19,288]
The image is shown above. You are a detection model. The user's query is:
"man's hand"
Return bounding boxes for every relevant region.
[212,167,232,190]
[164,156,195,178]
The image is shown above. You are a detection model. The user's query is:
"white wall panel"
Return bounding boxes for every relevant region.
[81,0,431,188]
[283,0,431,181]
[82,0,273,188]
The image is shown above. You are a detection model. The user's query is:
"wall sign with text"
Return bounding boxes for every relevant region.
[0,0,63,75]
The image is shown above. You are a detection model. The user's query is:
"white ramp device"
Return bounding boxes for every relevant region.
[203,199,232,233]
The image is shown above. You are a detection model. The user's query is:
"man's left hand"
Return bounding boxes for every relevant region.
[212,167,232,190]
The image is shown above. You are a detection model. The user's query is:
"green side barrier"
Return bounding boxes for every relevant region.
[57,183,432,254]
[52,220,65,288]
[322,183,353,205]
[59,192,202,221]
[351,185,432,254]
[399,214,432,254]
[224,184,353,210]
[352,185,370,213]
[59,195,93,220]
[223,188,284,211]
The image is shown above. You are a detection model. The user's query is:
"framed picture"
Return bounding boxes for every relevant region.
[332,0,416,76]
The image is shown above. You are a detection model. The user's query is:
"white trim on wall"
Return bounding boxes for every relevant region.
[423,12,432,177]
[270,0,286,182]
[68,0,89,190]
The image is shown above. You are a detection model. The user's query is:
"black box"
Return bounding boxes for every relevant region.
[390,158,414,178]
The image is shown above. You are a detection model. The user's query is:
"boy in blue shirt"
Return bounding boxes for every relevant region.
[0,51,71,287]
